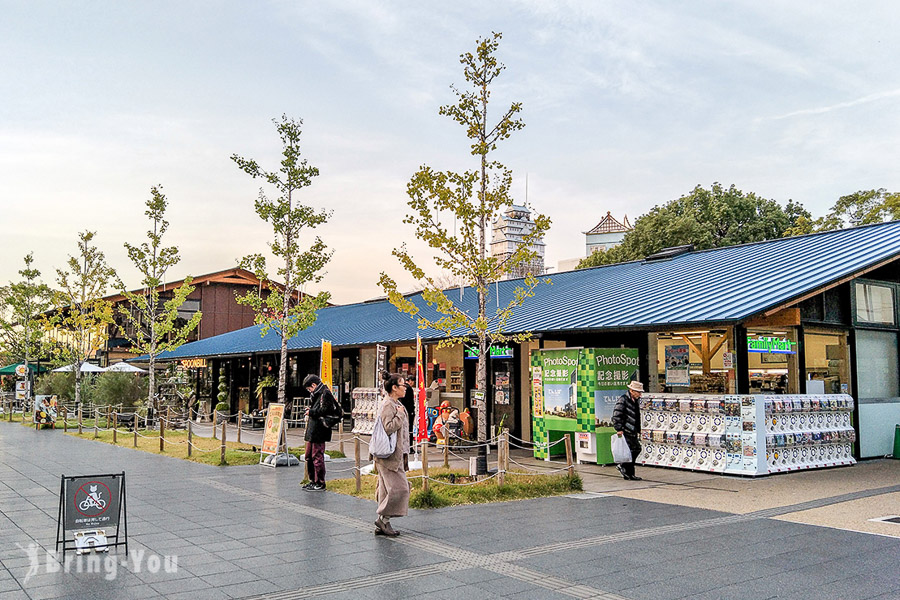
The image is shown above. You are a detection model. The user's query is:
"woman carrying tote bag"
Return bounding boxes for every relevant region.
[373,372,411,537]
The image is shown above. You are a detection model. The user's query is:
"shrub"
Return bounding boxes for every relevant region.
[36,372,75,400]
[215,401,229,412]
[92,373,148,408]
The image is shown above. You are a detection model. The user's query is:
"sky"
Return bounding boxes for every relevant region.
[2,1,900,305]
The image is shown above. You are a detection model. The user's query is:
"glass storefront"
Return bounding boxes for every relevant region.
[655,330,732,393]
[803,329,850,395]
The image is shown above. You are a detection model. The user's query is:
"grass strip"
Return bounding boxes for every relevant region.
[326,467,582,508]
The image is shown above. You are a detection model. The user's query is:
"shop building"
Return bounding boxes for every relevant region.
[154,221,900,459]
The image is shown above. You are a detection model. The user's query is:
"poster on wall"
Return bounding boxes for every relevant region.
[538,349,579,419]
[592,349,640,428]
[665,345,690,386]
[531,366,544,417]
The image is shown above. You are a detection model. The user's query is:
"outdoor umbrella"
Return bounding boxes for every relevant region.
[0,363,48,375]
[51,363,106,373]
[105,362,147,373]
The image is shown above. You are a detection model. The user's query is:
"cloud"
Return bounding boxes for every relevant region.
[763,89,900,121]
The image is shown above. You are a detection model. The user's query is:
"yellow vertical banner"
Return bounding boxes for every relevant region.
[320,339,333,389]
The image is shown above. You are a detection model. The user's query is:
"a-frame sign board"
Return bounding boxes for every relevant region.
[57,472,128,556]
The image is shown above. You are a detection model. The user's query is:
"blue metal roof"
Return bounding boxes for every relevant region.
[158,220,900,360]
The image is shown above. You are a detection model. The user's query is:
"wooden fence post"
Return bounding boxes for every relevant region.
[497,431,506,485]
[62,407,68,433]
[112,412,117,444]
[237,410,242,444]
[354,436,361,493]
[133,421,138,448]
[421,441,429,493]
[564,433,574,477]
[159,414,166,452]
[338,421,345,456]
[107,406,111,430]
[220,421,227,465]
[187,420,193,458]
[443,440,449,468]
[78,406,83,434]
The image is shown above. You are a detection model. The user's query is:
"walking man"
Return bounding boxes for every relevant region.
[303,374,341,491]
[612,381,644,481]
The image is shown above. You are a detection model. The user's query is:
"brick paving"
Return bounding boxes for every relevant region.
[0,422,899,599]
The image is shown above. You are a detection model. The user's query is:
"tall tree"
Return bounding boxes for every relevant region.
[118,185,202,412]
[231,115,332,403]
[46,231,116,406]
[379,33,550,466]
[578,183,810,268]
[0,253,54,396]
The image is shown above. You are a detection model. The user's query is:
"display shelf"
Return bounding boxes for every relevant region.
[636,393,855,476]
[350,387,380,435]
[448,368,463,393]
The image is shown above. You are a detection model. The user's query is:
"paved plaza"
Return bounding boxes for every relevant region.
[1,422,899,600]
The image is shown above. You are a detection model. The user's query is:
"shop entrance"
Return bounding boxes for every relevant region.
[463,345,520,440]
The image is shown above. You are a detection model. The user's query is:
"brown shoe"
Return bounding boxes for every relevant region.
[375,517,398,537]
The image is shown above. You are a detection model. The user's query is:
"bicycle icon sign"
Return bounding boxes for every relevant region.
[73,481,111,517]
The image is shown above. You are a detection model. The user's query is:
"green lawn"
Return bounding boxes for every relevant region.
[327,467,582,508]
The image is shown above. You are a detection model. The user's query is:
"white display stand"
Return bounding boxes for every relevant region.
[351,387,380,435]
[637,394,856,476]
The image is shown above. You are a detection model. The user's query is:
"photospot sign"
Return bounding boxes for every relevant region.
[57,473,127,556]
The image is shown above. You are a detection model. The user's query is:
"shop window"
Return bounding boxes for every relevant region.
[855,330,899,398]
[803,331,850,395]
[657,330,730,393]
[747,328,798,394]
[855,282,895,326]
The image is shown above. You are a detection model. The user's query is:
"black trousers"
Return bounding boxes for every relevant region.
[620,435,642,476]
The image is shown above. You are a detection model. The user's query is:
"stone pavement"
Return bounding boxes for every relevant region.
[1,422,899,600]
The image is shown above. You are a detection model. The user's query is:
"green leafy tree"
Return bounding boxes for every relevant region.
[378,33,550,455]
[231,115,332,403]
[118,185,202,412]
[46,231,116,406]
[577,183,810,268]
[0,254,54,391]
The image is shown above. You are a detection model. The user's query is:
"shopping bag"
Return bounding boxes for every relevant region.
[611,435,633,464]
[370,415,397,459]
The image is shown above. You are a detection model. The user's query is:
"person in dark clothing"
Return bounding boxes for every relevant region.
[611,381,644,481]
[399,375,416,446]
[303,374,340,491]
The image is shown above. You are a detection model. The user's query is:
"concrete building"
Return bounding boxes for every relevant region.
[490,204,546,280]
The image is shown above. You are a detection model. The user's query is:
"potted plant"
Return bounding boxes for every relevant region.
[215,373,229,424]
[255,374,277,407]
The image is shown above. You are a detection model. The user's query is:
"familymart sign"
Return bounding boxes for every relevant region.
[747,336,796,354]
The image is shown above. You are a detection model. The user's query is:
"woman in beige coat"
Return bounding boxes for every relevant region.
[374,372,410,537]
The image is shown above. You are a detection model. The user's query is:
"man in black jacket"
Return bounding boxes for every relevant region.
[611,381,644,481]
[303,374,340,491]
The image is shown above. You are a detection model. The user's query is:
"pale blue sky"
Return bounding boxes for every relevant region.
[2,1,900,303]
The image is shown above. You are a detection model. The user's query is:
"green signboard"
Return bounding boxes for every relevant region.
[591,349,640,428]
[531,347,640,463]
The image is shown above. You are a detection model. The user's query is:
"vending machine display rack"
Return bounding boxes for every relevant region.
[350,387,380,435]
[636,393,856,476]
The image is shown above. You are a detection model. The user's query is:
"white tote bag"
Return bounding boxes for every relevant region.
[370,414,397,459]
[610,435,633,464]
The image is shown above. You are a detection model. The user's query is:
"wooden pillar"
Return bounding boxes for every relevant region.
[187,420,193,458]
[237,410,242,444]
[159,414,166,452]
[112,413,117,444]
[564,434,574,477]
[220,422,227,465]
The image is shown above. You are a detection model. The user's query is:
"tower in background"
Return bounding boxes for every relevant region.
[490,204,546,280]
